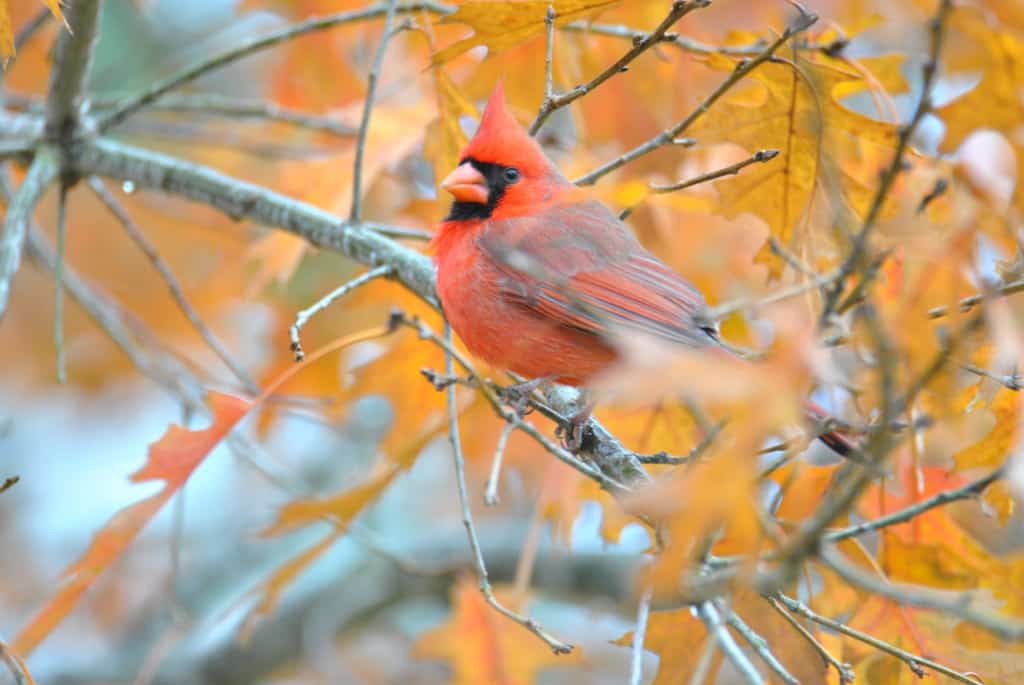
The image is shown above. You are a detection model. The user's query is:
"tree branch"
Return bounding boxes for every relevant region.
[821,545,1024,641]
[529,0,709,135]
[574,8,817,186]
[825,467,1004,543]
[96,2,451,132]
[44,0,102,141]
[0,146,58,319]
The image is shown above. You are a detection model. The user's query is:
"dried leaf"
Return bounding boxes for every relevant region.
[13,393,251,655]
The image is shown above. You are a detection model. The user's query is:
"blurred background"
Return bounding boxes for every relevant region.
[2,0,1022,683]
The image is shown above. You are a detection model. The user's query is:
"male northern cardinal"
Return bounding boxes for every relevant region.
[432,83,851,456]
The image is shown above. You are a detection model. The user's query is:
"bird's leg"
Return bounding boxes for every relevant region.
[497,375,554,417]
[556,394,595,453]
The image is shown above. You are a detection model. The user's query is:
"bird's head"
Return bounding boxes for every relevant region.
[441,82,568,221]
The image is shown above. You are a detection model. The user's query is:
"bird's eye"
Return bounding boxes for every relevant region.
[502,167,521,184]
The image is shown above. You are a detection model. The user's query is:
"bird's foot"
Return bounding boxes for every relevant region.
[497,376,553,417]
[556,408,593,453]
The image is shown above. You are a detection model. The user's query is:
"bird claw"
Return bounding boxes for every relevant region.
[556,411,591,452]
[497,377,552,417]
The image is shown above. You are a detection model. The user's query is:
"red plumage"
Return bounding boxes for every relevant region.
[432,84,853,454]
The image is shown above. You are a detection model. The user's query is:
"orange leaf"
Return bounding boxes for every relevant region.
[0,2,12,62]
[415,576,581,683]
[12,392,251,655]
[614,608,719,685]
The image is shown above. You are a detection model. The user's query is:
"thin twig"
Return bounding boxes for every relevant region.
[0,639,35,685]
[928,278,1024,319]
[826,467,1004,542]
[960,363,1022,390]
[821,545,1024,642]
[150,96,354,137]
[620,149,779,219]
[350,0,399,223]
[106,94,358,137]
[289,265,393,361]
[574,9,817,186]
[97,2,450,132]
[401,314,625,492]
[657,150,780,193]
[0,476,18,494]
[820,0,953,321]
[88,176,259,393]
[483,422,515,506]
[686,634,720,685]
[54,179,68,383]
[44,0,102,141]
[629,589,653,685]
[443,322,573,654]
[695,602,762,685]
[725,606,799,685]
[14,8,53,54]
[540,6,556,115]
[767,595,853,685]
[775,593,982,684]
[0,146,59,320]
[710,269,840,320]
[529,0,708,135]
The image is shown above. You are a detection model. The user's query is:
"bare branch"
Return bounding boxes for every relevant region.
[289,265,393,361]
[54,179,68,382]
[14,8,52,54]
[696,602,762,685]
[960,363,1022,391]
[442,322,573,654]
[483,422,515,506]
[67,137,439,303]
[45,0,102,141]
[820,0,953,321]
[628,589,653,685]
[350,0,399,222]
[822,545,1024,642]
[825,467,1004,542]
[0,146,58,320]
[928,278,1024,319]
[0,639,33,685]
[529,0,709,135]
[0,475,18,495]
[574,9,817,186]
[87,176,258,392]
[725,606,799,685]
[775,593,983,685]
[710,269,840,320]
[112,94,358,137]
[620,148,779,220]
[97,2,452,132]
[767,596,853,684]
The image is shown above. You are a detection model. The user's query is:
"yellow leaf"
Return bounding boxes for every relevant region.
[415,577,582,684]
[433,0,620,64]
[691,53,900,277]
[953,388,1020,471]
[883,536,978,590]
[937,8,1024,210]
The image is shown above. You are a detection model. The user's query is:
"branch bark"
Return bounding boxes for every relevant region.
[45,0,102,141]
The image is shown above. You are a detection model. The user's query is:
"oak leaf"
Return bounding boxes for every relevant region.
[433,0,620,64]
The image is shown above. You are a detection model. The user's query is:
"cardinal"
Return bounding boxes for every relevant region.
[431,83,851,456]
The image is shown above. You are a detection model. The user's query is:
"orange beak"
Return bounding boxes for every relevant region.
[441,162,489,205]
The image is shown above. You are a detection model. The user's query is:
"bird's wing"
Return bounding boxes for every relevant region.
[477,199,715,348]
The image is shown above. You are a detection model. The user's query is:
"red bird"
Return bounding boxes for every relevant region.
[432,83,851,455]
